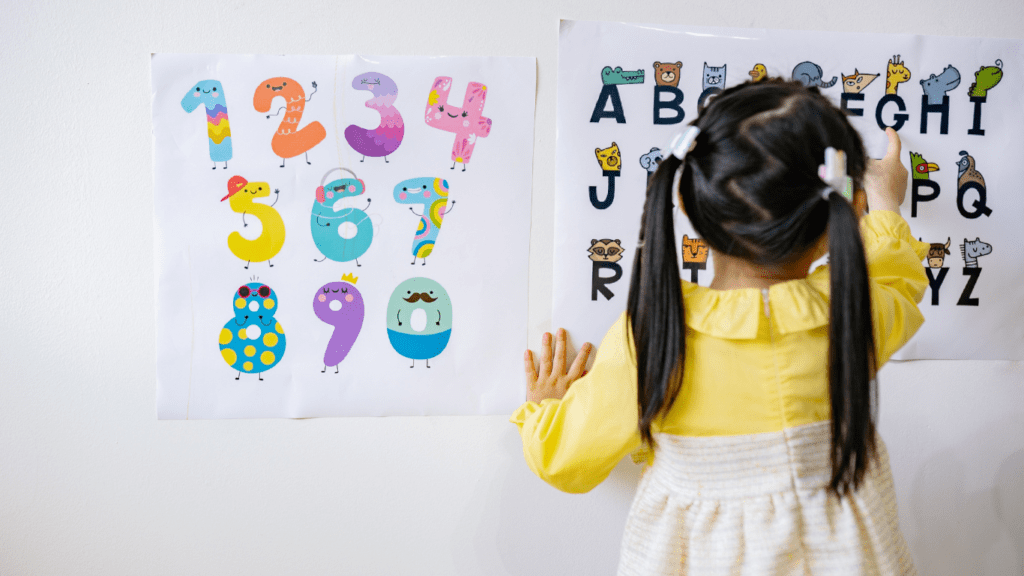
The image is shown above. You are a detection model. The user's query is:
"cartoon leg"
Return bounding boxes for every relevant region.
[335,365,339,374]
[258,372,263,381]
[305,152,312,166]
[426,359,431,368]
[461,163,466,172]
[322,365,327,373]
[235,371,241,380]
[410,360,415,368]
[384,156,389,164]
[223,161,228,170]
[451,162,456,170]
[280,157,286,168]
[360,156,365,163]
[411,256,417,265]
[355,258,362,267]
[268,259,274,268]
[244,260,251,270]
[212,162,217,170]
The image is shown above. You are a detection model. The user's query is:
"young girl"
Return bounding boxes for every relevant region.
[512,80,929,575]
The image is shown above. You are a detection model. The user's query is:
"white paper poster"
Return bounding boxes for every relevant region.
[555,20,1024,360]
[152,54,535,418]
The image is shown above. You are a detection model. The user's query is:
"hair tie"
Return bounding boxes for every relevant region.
[818,147,854,202]
[668,126,701,160]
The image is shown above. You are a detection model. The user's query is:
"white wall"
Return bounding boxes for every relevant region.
[1,0,1021,574]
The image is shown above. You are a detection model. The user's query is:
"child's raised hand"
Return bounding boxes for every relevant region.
[863,127,907,214]
[524,329,592,403]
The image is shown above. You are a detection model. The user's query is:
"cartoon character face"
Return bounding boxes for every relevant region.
[588,239,624,263]
[921,66,960,94]
[654,61,682,87]
[351,71,398,95]
[313,280,364,322]
[703,63,726,89]
[749,64,767,82]
[639,148,663,172]
[927,239,951,268]
[394,177,448,205]
[228,180,272,210]
[318,177,365,207]
[886,56,911,90]
[426,78,488,132]
[595,142,622,172]
[181,80,225,112]
[962,238,993,261]
[956,153,971,175]
[842,70,879,94]
[386,278,452,336]
[232,282,279,323]
[682,235,710,264]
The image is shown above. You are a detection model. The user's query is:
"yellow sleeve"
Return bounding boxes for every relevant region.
[509,313,642,493]
[860,210,931,366]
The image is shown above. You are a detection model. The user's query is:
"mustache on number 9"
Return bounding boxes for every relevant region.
[403,292,437,303]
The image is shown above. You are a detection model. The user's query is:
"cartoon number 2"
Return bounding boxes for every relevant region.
[253,77,327,167]
[181,80,232,169]
[424,77,492,172]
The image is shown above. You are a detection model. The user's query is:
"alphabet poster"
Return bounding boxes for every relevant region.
[555,20,1024,360]
[152,54,535,418]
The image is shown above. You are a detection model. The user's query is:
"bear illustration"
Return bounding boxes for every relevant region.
[654,61,683,87]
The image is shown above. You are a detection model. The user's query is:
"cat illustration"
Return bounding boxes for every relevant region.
[595,142,622,172]
[681,235,709,264]
[589,239,624,263]
[841,70,880,94]
[703,63,726,92]
[885,55,911,95]
[654,61,682,87]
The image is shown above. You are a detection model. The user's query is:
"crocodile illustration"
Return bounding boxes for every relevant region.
[601,66,645,85]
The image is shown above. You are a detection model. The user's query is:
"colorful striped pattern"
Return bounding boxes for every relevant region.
[206,103,231,144]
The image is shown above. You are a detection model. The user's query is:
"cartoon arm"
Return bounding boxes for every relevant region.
[315,211,330,227]
[242,211,248,227]
[436,310,442,326]
[396,309,403,327]
[306,81,318,102]
[267,107,287,118]
[270,189,280,207]
[408,206,423,217]
[362,198,372,212]
[442,200,456,215]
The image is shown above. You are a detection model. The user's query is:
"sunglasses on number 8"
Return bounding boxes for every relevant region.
[238,285,271,298]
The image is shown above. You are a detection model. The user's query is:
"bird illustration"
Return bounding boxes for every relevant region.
[956,151,985,189]
[748,63,767,82]
[910,152,939,180]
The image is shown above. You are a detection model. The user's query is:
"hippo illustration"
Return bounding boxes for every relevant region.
[792,61,837,88]
[921,65,961,105]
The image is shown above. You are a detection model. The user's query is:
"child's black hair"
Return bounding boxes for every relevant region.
[628,78,876,497]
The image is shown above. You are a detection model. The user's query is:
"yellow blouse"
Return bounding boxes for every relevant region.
[511,210,931,494]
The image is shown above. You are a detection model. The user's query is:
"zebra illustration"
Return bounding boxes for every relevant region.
[960,238,993,268]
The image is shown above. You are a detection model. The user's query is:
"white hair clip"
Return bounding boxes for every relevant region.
[668,126,701,160]
[818,147,854,201]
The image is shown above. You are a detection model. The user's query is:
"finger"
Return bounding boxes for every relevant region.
[552,329,567,375]
[539,332,553,377]
[524,350,538,388]
[884,127,901,160]
[566,342,592,380]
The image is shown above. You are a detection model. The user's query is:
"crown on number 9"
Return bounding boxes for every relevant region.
[341,273,359,284]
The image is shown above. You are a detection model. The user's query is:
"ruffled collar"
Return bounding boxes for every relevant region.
[680,265,830,339]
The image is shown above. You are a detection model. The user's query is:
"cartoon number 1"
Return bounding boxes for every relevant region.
[424,77,492,172]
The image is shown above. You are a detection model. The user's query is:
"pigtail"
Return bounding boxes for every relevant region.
[825,192,878,496]
[628,154,686,446]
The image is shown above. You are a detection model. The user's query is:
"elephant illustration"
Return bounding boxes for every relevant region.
[792,61,837,88]
[639,147,663,174]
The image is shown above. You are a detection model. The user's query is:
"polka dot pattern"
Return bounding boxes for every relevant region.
[219,282,287,376]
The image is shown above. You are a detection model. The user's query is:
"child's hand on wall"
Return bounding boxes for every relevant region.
[524,329,592,403]
[863,127,907,215]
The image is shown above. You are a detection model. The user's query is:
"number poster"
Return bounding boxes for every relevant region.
[152,54,535,418]
[555,20,1024,360]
